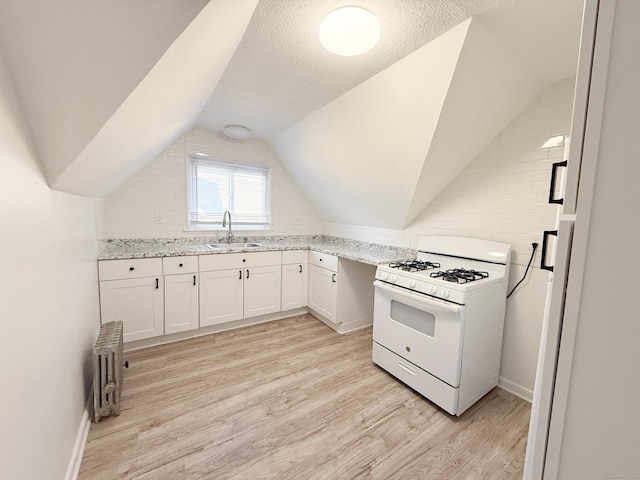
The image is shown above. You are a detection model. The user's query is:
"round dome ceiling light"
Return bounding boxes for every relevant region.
[223,125,252,140]
[319,6,380,56]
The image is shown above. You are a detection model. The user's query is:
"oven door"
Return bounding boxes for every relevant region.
[372,280,465,387]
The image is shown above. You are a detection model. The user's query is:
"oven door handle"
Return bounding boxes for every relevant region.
[373,280,463,314]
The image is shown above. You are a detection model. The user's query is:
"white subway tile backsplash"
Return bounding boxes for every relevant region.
[97,128,322,239]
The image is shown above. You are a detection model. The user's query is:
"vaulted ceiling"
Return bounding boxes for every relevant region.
[0,0,584,229]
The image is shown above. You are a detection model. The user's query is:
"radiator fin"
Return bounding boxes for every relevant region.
[93,321,124,423]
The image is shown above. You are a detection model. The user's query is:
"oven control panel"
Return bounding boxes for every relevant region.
[375,268,463,304]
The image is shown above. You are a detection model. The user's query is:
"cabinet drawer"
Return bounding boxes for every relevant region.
[308,250,338,271]
[282,249,307,264]
[163,255,198,275]
[98,258,162,281]
[199,251,282,271]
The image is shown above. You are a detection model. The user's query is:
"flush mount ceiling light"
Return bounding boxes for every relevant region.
[319,6,380,56]
[541,134,565,149]
[223,125,252,139]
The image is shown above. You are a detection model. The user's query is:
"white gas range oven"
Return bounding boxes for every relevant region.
[372,236,512,416]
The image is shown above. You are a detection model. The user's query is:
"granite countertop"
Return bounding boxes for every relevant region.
[97,235,414,266]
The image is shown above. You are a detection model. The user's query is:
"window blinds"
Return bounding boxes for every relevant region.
[188,156,269,227]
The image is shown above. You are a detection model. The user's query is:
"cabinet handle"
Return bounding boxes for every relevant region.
[239,270,242,280]
[299,264,303,273]
[332,273,336,283]
[541,230,558,272]
[193,275,196,286]
[155,278,159,289]
[179,263,183,267]
[129,267,134,271]
[549,160,568,204]
[246,269,250,279]
[319,258,323,262]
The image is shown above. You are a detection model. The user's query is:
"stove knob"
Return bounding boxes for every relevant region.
[409,280,416,289]
[429,285,438,294]
[380,273,388,281]
[441,289,450,298]
[390,275,398,283]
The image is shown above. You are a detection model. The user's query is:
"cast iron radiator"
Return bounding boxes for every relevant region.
[93,321,125,423]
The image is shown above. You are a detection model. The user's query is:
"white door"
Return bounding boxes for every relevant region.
[199,269,243,326]
[281,262,307,310]
[99,276,164,342]
[308,264,338,323]
[165,273,199,334]
[244,265,282,318]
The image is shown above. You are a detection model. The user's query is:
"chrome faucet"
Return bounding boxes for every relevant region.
[222,210,234,243]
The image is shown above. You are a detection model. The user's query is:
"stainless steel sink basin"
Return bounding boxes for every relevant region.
[205,243,263,250]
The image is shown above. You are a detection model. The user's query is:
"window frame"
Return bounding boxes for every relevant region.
[185,154,271,232]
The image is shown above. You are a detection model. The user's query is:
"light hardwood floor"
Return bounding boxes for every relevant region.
[79,314,530,479]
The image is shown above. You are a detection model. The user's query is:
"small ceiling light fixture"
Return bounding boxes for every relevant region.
[319,6,380,56]
[541,134,565,149]
[223,125,252,140]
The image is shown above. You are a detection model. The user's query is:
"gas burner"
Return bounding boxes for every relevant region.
[389,260,440,272]
[430,268,489,284]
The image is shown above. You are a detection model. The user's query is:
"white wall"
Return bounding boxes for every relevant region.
[326,78,575,398]
[270,17,539,230]
[96,127,322,239]
[0,54,100,479]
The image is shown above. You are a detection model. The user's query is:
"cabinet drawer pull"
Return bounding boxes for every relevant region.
[541,230,558,272]
[239,270,242,280]
[332,273,336,283]
[246,269,250,279]
[193,275,196,286]
[299,264,303,273]
[179,263,183,267]
[549,160,568,204]
[155,278,159,289]
[129,267,134,271]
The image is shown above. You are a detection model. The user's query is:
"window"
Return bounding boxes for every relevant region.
[187,155,270,230]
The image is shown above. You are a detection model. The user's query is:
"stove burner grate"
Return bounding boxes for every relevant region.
[389,260,440,272]
[430,268,489,284]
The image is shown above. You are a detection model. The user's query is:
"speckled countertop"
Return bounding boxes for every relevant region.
[97,235,414,266]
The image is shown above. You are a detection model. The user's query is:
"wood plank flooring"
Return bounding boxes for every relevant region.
[79,314,530,479]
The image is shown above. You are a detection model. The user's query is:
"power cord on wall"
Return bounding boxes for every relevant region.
[507,242,538,299]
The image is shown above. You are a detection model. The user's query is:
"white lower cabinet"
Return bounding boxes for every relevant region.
[281,250,308,311]
[163,256,199,334]
[199,251,282,327]
[243,265,282,318]
[98,258,164,342]
[199,268,244,326]
[307,250,376,333]
[97,247,375,344]
[308,263,338,323]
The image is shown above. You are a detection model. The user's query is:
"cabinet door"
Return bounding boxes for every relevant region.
[308,264,338,323]
[282,262,307,310]
[199,269,243,326]
[99,277,164,342]
[244,265,282,318]
[165,273,199,334]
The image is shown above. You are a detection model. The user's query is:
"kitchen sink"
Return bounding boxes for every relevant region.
[205,243,263,250]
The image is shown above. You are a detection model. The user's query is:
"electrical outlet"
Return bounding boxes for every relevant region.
[531,233,541,246]
[154,212,164,224]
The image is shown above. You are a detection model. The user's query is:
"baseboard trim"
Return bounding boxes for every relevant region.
[65,394,92,480]
[498,376,533,403]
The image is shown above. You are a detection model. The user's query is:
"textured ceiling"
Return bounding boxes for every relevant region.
[196,0,584,139]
